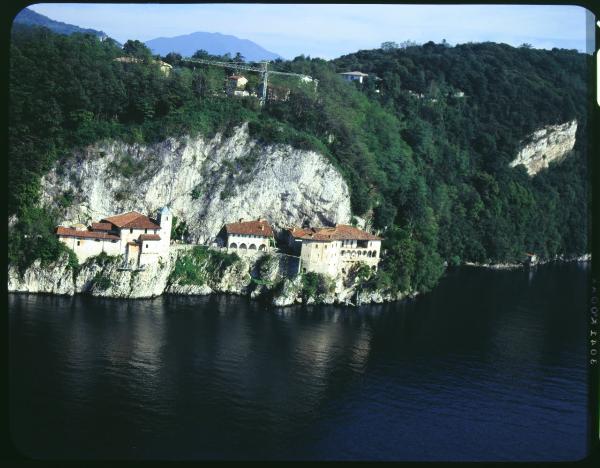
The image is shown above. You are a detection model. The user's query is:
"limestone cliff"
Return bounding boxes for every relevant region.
[8,249,405,306]
[40,124,352,243]
[509,120,577,176]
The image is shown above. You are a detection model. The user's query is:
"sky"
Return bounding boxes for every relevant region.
[27,3,591,59]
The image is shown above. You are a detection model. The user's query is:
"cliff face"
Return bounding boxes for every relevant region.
[8,249,404,306]
[509,120,577,176]
[40,124,352,243]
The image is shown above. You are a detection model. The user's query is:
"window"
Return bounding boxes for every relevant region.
[146,244,149,249]
[130,228,133,234]
[95,239,100,242]
[77,240,81,246]
[145,229,148,234]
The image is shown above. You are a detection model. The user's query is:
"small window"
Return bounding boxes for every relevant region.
[130,228,133,234]
[77,240,81,246]
[95,239,100,242]
[146,244,149,249]
[145,229,148,234]
[111,240,117,243]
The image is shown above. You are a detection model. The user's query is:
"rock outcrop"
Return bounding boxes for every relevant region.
[8,255,76,295]
[7,248,407,306]
[509,120,577,176]
[40,124,352,243]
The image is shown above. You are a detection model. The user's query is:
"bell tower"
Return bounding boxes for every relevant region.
[158,207,172,252]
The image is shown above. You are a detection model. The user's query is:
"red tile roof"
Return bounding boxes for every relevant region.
[101,211,161,230]
[56,226,120,241]
[225,219,274,237]
[288,225,382,241]
[139,234,161,241]
[91,222,112,231]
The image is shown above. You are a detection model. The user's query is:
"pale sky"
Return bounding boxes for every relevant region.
[27,3,591,59]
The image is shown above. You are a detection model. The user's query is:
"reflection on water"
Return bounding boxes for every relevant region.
[9,263,589,461]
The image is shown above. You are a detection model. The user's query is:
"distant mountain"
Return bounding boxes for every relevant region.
[145,31,281,61]
[13,7,110,41]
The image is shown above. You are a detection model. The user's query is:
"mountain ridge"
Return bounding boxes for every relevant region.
[13,7,111,40]
[145,30,282,61]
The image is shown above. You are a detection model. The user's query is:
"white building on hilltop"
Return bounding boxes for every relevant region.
[339,71,369,84]
[56,207,172,267]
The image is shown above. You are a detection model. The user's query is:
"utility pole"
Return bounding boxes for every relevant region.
[260,61,268,106]
[182,57,318,107]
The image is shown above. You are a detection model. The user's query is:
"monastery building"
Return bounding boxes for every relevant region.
[56,207,172,267]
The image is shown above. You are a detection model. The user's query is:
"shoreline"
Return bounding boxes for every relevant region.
[8,255,589,305]
[6,288,412,308]
[462,253,590,270]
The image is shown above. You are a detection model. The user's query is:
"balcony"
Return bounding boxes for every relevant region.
[340,247,378,259]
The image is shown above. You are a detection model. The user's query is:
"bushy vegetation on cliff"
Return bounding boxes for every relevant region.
[170,246,240,286]
[8,25,590,293]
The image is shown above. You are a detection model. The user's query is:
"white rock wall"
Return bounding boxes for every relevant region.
[40,124,352,243]
[509,120,577,176]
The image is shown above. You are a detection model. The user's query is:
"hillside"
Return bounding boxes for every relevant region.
[13,7,110,40]
[145,31,281,61]
[8,27,591,296]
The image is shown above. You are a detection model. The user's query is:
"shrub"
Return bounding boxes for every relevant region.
[300,271,335,302]
[170,246,241,286]
[220,187,234,200]
[109,154,143,178]
[171,216,190,241]
[114,189,131,202]
[65,248,79,270]
[93,272,112,290]
[191,186,202,200]
[57,189,75,208]
[87,251,121,267]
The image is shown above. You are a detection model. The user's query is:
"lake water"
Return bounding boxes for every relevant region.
[9,263,590,461]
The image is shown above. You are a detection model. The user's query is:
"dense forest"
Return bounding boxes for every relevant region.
[8,24,591,293]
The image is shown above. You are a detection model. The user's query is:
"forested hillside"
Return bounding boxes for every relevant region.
[9,25,591,294]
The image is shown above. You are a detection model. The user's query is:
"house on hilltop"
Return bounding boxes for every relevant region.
[227,75,249,96]
[56,207,172,267]
[284,224,382,276]
[113,56,172,76]
[223,219,274,253]
[339,71,369,84]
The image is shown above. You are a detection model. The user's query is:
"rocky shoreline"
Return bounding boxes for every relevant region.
[8,248,408,307]
[463,253,590,270]
[9,250,588,306]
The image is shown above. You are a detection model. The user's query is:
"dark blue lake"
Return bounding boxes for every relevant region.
[9,263,590,460]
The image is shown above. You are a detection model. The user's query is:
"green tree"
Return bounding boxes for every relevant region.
[122,39,153,61]
[381,41,399,51]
